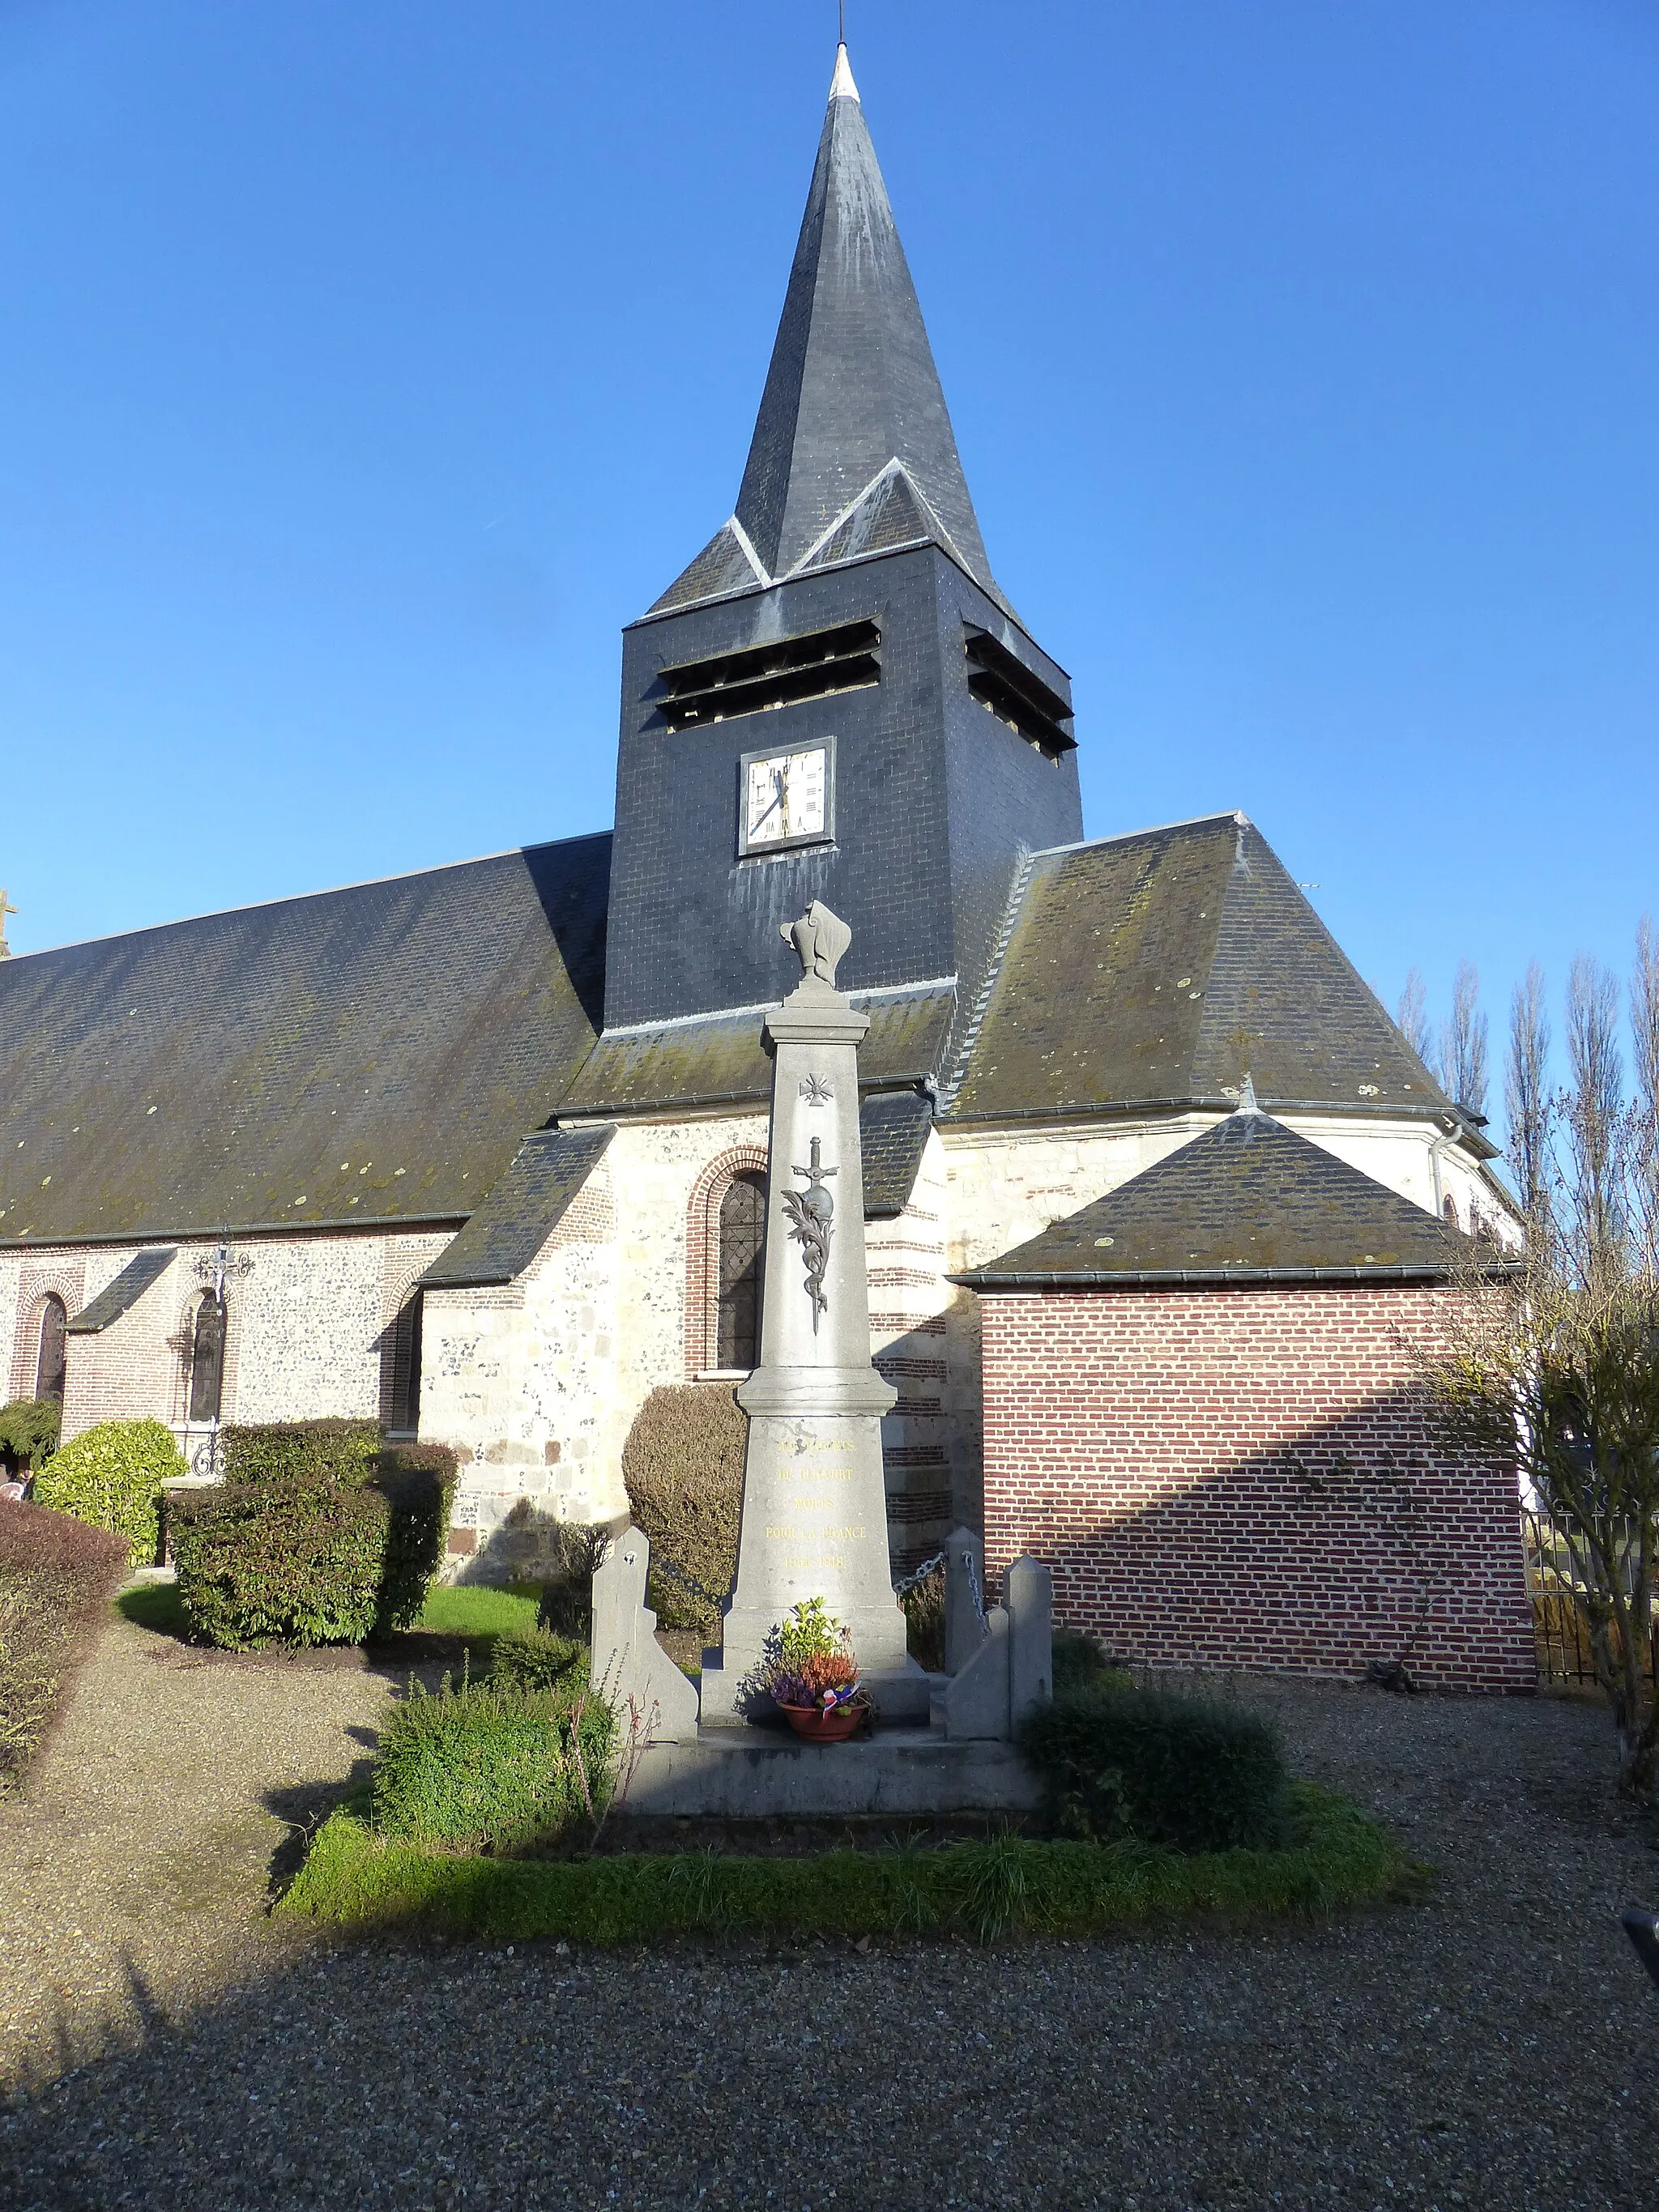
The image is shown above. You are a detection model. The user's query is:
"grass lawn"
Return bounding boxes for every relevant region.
[414,1583,542,1639]
[115,1577,544,1650]
[281,1781,1414,1946]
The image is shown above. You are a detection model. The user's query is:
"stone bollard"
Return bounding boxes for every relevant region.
[943,1603,1010,1740]
[590,1525,701,1745]
[1006,1555,1054,1729]
[944,1527,989,1677]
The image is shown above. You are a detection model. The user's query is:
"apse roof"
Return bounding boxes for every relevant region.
[943,813,1464,1130]
[0,837,609,1247]
[956,1103,1499,1289]
[649,45,1009,620]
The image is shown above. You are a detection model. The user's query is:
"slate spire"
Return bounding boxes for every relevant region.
[650,45,1006,616]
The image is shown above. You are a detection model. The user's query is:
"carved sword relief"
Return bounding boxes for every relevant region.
[782,1134,836,1332]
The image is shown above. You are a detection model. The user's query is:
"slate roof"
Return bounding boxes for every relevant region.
[944,813,1464,1129]
[65,1248,177,1333]
[859,1089,934,1218]
[650,46,1009,619]
[0,837,609,1246]
[419,1127,616,1291]
[560,986,955,1119]
[956,1106,1499,1290]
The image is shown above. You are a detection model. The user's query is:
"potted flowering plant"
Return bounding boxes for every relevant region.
[763,1597,871,1741]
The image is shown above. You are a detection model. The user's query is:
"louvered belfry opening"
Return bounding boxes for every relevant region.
[716,1170,767,1372]
[188,1290,226,1424]
[34,1296,66,1402]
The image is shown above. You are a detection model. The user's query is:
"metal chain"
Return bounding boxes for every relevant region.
[892,1548,947,1599]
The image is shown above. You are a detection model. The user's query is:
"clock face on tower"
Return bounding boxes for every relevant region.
[737,739,834,857]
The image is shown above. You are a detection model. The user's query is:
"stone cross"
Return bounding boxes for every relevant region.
[0,889,15,961]
[699,901,927,1725]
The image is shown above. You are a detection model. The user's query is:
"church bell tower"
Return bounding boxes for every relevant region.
[602,44,1083,1034]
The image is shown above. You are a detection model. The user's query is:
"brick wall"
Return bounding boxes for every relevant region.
[979,1284,1535,1692]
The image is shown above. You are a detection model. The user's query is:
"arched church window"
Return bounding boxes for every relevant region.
[188,1289,226,1424]
[716,1170,766,1373]
[1443,1194,1460,1230]
[35,1296,67,1403]
[384,1289,424,1436]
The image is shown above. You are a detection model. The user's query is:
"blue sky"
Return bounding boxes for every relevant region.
[2,1,1656,1115]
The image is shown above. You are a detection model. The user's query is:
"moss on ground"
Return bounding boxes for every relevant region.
[281,1780,1412,1946]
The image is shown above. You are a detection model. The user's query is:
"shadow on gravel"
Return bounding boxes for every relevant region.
[262,1760,377,1902]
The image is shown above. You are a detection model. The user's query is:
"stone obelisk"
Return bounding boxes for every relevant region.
[698,902,927,1726]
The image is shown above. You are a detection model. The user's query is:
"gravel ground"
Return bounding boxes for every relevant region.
[0,1608,399,2089]
[3,1643,1658,2210]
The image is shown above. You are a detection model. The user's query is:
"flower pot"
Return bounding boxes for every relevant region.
[775,1699,866,1742]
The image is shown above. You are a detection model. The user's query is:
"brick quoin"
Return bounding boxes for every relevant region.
[979,1284,1536,1692]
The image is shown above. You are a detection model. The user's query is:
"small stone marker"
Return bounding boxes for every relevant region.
[591,1524,700,1744]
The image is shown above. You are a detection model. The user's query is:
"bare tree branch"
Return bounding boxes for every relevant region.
[1565,953,1630,1289]
[1440,960,1489,1118]
[1397,967,1437,1076]
[1631,917,1659,1277]
[1505,959,1554,1239]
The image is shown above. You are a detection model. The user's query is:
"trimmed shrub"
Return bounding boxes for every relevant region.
[220,1418,382,1490]
[372,1675,615,1851]
[490,1625,587,1693]
[171,1443,458,1648]
[0,1498,129,1794]
[1052,1627,1133,1698]
[0,1396,62,1473]
[532,1519,612,1639]
[373,1444,462,1630]
[621,1383,744,1635]
[1018,1685,1290,1854]
[32,1417,185,1568]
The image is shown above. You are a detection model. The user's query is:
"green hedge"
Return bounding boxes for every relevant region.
[220,1418,382,1490]
[32,1418,185,1568]
[621,1384,744,1635]
[1018,1683,1289,1853]
[489,1623,587,1693]
[0,1397,62,1473]
[170,1440,457,1648]
[284,1780,1407,1944]
[372,1673,613,1851]
[0,1498,130,1795]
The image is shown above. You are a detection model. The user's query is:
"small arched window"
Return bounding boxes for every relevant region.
[35,1295,67,1402]
[188,1290,226,1423]
[1443,1194,1460,1230]
[716,1170,766,1373]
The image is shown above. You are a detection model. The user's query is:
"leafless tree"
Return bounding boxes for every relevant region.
[1631,918,1659,1279]
[1564,955,1629,1289]
[1397,968,1436,1075]
[1505,961,1554,1238]
[1422,1256,1659,1801]
[1439,960,1489,1118]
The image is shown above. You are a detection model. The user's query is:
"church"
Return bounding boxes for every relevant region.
[0,47,1533,1687]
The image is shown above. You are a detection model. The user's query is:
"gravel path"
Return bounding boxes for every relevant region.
[3,1640,1658,2209]
[0,1609,398,2091]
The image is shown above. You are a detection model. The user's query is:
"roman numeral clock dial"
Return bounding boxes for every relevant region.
[737,739,834,858]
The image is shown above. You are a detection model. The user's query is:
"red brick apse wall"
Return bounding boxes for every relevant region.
[979,1285,1535,1691]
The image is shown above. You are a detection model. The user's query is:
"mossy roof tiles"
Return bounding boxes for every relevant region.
[957,1107,1490,1289]
[945,814,1456,1125]
[561,987,954,1118]
[0,836,609,1246]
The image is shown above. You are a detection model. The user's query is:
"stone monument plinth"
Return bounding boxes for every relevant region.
[698,901,928,1725]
